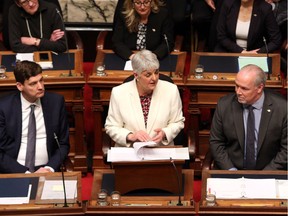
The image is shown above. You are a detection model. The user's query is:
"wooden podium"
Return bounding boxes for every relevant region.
[113,160,184,195]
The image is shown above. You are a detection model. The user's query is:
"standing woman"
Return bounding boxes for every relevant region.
[215,0,282,53]
[112,0,174,60]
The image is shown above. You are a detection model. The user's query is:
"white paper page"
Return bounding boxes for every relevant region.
[41,180,77,200]
[37,61,53,69]
[238,56,268,72]
[124,60,133,71]
[244,178,276,199]
[276,179,288,199]
[133,141,157,158]
[207,178,243,199]
[107,147,141,162]
[16,53,34,62]
[0,184,31,204]
[140,147,190,160]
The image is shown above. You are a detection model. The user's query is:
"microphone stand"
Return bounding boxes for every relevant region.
[263,37,270,80]
[164,34,173,78]
[170,157,183,206]
[54,133,69,207]
[56,9,73,77]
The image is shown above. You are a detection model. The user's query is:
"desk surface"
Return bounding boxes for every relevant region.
[86,169,196,215]
[0,172,84,216]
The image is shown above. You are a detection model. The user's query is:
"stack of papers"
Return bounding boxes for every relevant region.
[206,177,288,199]
[107,141,190,162]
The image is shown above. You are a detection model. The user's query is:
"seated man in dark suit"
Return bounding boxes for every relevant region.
[0,60,70,173]
[210,64,287,170]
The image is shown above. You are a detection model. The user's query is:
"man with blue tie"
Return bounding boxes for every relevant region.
[0,60,70,173]
[210,64,287,170]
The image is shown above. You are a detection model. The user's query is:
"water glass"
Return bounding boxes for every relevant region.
[97,189,108,206]
[110,191,121,206]
[194,64,204,79]
[0,65,7,79]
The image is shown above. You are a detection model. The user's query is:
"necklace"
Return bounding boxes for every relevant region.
[25,12,43,39]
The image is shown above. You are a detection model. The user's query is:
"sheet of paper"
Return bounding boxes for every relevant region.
[244,178,276,199]
[37,61,53,69]
[108,146,189,162]
[207,178,243,199]
[207,177,278,199]
[276,179,288,199]
[40,180,77,200]
[124,60,133,71]
[238,56,268,72]
[0,185,31,204]
[16,53,34,62]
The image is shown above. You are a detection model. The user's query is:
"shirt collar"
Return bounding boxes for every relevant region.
[20,93,41,110]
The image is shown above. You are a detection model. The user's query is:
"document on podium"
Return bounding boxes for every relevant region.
[107,141,190,162]
[207,177,288,199]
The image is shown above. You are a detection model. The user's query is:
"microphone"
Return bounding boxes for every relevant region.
[56,8,73,77]
[164,34,173,78]
[170,157,183,206]
[54,132,69,207]
[263,36,270,80]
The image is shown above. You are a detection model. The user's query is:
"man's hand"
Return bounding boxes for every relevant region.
[50,29,65,41]
[35,167,53,173]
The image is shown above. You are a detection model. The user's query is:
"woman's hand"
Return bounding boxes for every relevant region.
[127,130,152,142]
[50,29,65,41]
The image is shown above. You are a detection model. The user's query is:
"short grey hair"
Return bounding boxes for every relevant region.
[131,50,159,75]
[240,64,267,86]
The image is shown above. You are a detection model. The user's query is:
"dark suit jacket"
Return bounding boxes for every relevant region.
[112,6,174,60]
[0,91,70,173]
[215,0,282,53]
[210,90,287,170]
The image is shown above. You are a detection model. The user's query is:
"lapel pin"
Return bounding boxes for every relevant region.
[253,14,257,17]
[267,109,271,112]
[152,29,156,32]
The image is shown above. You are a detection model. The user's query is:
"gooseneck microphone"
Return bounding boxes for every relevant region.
[56,8,72,77]
[164,34,173,78]
[263,36,270,80]
[170,157,183,206]
[54,132,68,207]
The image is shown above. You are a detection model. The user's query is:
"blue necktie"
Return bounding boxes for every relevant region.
[25,104,36,172]
[245,105,256,169]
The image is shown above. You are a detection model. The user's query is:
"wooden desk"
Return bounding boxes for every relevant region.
[0,50,87,173]
[0,172,84,215]
[187,52,283,175]
[87,71,185,169]
[85,169,196,215]
[93,49,187,78]
[198,170,288,215]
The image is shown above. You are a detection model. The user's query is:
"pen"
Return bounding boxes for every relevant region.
[51,51,58,55]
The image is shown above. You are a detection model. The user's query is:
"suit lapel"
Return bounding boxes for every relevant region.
[232,99,245,150]
[257,94,273,152]
[146,83,161,134]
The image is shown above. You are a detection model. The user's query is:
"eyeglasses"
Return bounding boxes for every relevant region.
[19,0,34,7]
[133,1,152,7]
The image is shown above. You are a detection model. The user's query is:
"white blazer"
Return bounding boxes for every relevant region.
[105,79,185,147]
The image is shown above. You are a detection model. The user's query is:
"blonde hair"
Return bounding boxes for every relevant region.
[122,0,165,33]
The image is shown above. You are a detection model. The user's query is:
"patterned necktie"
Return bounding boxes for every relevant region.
[245,105,256,169]
[25,104,36,172]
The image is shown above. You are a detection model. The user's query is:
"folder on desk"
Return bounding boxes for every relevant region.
[0,178,30,197]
